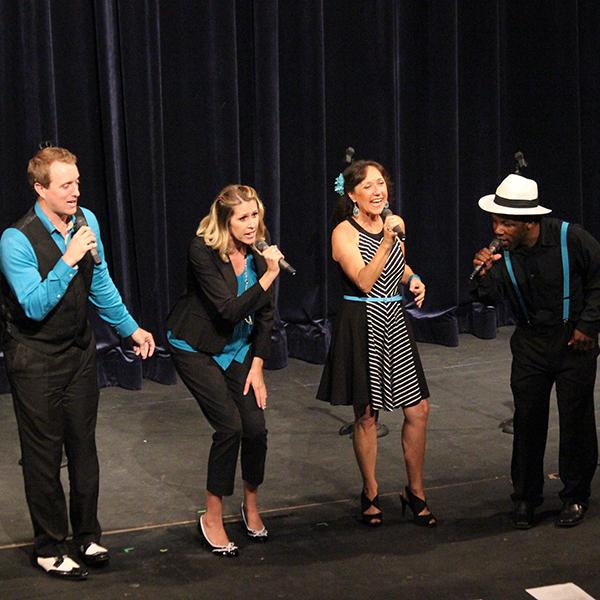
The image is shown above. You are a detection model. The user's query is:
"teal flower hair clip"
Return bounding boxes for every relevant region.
[334,173,345,196]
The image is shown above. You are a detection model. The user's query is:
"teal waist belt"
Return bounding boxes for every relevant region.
[343,294,402,303]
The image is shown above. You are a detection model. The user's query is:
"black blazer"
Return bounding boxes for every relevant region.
[167,236,274,359]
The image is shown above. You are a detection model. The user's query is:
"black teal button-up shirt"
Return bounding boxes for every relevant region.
[471,217,600,336]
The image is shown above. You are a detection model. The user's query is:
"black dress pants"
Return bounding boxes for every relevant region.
[510,324,598,506]
[171,347,267,496]
[5,336,101,556]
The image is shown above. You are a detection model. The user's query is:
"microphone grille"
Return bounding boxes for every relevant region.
[489,239,502,252]
[256,240,268,251]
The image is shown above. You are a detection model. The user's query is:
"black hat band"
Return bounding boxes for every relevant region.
[494,194,539,208]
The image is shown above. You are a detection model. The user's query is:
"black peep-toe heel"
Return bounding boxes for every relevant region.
[360,490,383,526]
[400,486,437,527]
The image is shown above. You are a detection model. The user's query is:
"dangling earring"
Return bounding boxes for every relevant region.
[352,202,359,217]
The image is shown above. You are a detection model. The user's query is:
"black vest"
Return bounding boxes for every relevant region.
[0,206,94,355]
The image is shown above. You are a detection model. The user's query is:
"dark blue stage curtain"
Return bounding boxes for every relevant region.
[1,1,600,393]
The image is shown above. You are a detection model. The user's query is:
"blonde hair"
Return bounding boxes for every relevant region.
[197,184,266,262]
[27,146,77,188]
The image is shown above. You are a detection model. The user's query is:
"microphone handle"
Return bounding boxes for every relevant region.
[75,214,102,265]
[381,208,405,239]
[469,240,501,280]
[89,247,102,266]
[256,240,296,275]
[279,259,296,276]
[469,263,485,280]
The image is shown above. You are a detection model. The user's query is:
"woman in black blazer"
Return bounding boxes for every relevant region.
[167,184,284,557]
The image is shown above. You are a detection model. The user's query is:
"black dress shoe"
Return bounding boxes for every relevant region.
[513,501,535,529]
[32,553,88,580]
[555,502,587,528]
[79,542,110,567]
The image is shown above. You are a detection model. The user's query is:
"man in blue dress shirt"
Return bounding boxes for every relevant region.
[0,146,155,580]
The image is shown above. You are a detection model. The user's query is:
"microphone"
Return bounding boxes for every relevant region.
[381,208,405,240]
[344,146,355,164]
[469,239,502,280]
[256,240,296,275]
[514,151,527,172]
[74,213,102,265]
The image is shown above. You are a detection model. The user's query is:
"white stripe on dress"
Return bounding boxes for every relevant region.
[358,231,423,410]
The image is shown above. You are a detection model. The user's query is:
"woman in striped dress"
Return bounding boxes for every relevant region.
[317,160,436,527]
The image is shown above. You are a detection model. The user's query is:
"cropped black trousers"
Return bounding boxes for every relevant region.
[171,347,267,496]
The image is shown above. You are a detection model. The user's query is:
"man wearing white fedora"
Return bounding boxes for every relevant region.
[472,173,600,529]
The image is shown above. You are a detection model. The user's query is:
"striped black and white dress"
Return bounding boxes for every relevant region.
[317,218,429,413]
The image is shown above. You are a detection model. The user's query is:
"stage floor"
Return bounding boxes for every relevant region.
[1,326,599,600]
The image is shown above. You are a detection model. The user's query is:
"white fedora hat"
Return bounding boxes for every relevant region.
[478,173,551,216]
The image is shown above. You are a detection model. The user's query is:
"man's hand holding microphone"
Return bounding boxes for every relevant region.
[470,239,502,279]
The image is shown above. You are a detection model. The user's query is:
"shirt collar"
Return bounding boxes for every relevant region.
[512,218,553,255]
[34,201,75,236]
[538,217,558,247]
